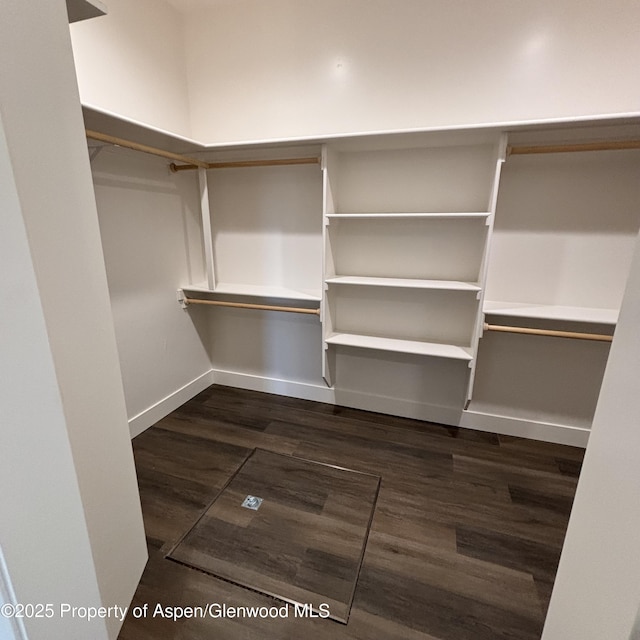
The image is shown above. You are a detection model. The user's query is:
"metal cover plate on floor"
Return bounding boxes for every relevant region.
[167,448,380,623]
[241,495,263,510]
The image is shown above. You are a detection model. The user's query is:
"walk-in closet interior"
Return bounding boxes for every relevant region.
[89,118,640,448]
[2,1,640,639]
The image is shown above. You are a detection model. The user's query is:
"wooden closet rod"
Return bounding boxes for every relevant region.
[483,323,613,342]
[184,298,321,315]
[170,157,320,172]
[85,129,209,168]
[508,140,640,156]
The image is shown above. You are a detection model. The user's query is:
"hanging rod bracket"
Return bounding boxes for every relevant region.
[177,289,188,309]
[170,162,198,173]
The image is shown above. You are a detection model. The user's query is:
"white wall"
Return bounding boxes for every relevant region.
[91,146,212,435]
[205,160,324,388]
[487,150,640,309]
[70,0,192,137]
[209,163,323,296]
[184,0,640,144]
[67,0,640,145]
[0,107,107,640]
[0,1,147,637]
[632,607,640,640]
[470,330,610,429]
[542,228,640,639]
[210,309,324,386]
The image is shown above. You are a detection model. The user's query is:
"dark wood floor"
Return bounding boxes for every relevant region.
[118,385,584,640]
[168,448,380,622]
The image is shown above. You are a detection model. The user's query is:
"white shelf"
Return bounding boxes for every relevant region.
[325,276,481,291]
[83,106,206,156]
[483,301,618,325]
[181,282,321,301]
[325,333,473,360]
[326,212,491,219]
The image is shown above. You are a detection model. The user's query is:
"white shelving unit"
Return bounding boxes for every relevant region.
[321,137,507,401]
[326,216,491,281]
[181,149,324,308]
[467,134,640,442]
[82,103,640,445]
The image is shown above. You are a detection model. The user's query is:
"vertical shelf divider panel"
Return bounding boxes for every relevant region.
[465,133,508,404]
[322,144,338,386]
[199,167,216,290]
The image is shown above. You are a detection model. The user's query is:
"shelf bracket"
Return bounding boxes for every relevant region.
[177,289,188,309]
[88,145,105,164]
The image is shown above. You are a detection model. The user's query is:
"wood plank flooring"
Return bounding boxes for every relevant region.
[118,385,584,640]
[168,448,380,622]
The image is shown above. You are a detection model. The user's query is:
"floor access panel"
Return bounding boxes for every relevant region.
[168,448,380,623]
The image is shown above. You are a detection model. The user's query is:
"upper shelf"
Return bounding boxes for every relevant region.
[483,301,618,325]
[326,276,481,292]
[82,101,640,152]
[83,106,206,157]
[326,212,491,220]
[181,282,322,301]
[82,102,640,166]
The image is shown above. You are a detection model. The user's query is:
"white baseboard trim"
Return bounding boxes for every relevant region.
[211,369,463,426]
[128,369,592,446]
[333,389,464,425]
[212,369,334,403]
[460,410,590,447]
[128,369,214,438]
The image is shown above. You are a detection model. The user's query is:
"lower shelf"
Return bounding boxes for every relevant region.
[483,301,618,325]
[325,333,473,360]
